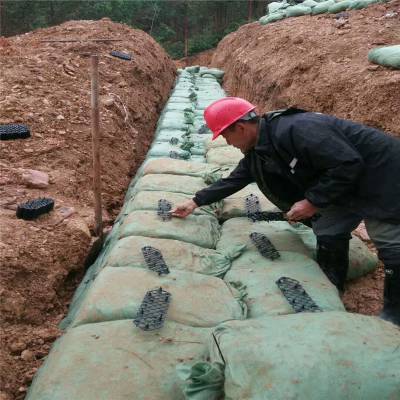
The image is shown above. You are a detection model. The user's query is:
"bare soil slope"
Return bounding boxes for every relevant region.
[212,0,400,135]
[0,19,175,399]
[209,0,399,318]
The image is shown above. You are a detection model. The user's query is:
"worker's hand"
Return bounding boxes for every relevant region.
[286,199,318,221]
[171,199,198,218]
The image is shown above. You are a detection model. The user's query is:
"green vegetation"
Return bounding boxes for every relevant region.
[0,0,268,58]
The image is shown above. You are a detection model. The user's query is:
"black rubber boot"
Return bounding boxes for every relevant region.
[380,266,400,326]
[316,236,350,293]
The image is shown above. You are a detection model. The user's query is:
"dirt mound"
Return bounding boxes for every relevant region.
[209,0,399,318]
[212,0,400,135]
[0,19,175,399]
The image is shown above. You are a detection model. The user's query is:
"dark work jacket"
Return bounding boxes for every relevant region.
[193,109,400,223]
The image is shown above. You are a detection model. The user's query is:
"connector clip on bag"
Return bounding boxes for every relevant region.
[276,277,321,313]
[133,287,171,331]
[142,246,170,276]
[250,232,280,260]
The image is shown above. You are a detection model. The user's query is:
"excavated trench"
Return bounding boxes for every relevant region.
[2,2,400,397]
[25,66,400,400]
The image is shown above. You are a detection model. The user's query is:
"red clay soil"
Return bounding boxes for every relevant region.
[207,0,400,315]
[0,19,175,400]
[212,0,400,136]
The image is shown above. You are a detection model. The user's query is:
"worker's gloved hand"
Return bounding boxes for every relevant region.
[286,199,318,221]
[171,199,198,218]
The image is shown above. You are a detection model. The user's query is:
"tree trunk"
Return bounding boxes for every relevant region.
[184,1,188,57]
[0,0,4,36]
[248,0,253,22]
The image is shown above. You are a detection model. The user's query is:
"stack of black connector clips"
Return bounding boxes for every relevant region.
[16,198,54,220]
[110,50,132,61]
[0,124,31,140]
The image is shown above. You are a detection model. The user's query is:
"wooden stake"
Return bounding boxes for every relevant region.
[90,55,103,240]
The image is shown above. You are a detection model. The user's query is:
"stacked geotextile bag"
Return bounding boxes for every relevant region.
[179,216,387,399]
[179,313,400,400]
[27,66,247,400]
[368,45,400,69]
[177,101,381,398]
[259,0,390,25]
[148,66,226,163]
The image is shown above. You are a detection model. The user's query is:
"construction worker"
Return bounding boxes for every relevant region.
[172,97,400,325]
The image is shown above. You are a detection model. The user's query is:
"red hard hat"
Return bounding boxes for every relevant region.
[204,97,256,140]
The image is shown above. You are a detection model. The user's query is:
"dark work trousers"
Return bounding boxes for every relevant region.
[311,205,400,267]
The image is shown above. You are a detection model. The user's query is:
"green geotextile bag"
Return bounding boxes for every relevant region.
[260,12,286,24]
[68,267,247,328]
[217,218,312,257]
[162,111,194,126]
[119,211,220,249]
[125,191,221,217]
[206,147,244,166]
[155,129,190,142]
[221,184,278,220]
[285,4,312,16]
[311,0,335,13]
[142,158,226,182]
[196,100,219,110]
[205,136,228,149]
[187,134,213,144]
[268,1,290,14]
[128,174,207,197]
[349,0,382,9]
[225,252,344,317]
[302,0,318,6]
[179,312,400,400]
[288,223,379,280]
[166,98,193,106]
[164,103,194,112]
[199,68,224,80]
[186,65,200,73]
[103,236,245,276]
[368,45,400,69]
[27,320,210,400]
[148,142,191,159]
[180,139,206,156]
[328,0,352,13]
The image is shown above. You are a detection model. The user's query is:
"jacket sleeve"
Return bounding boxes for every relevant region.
[283,117,365,208]
[193,157,254,206]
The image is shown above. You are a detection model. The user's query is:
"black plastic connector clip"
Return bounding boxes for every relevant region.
[110,50,132,61]
[245,194,261,221]
[0,124,30,140]
[157,199,172,221]
[249,232,280,260]
[275,277,322,313]
[16,198,54,220]
[169,150,190,160]
[197,124,209,135]
[142,246,170,275]
[133,287,171,331]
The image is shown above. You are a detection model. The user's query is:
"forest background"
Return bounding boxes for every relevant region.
[0,0,269,58]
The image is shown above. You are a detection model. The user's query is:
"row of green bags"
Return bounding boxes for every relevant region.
[260,0,389,25]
